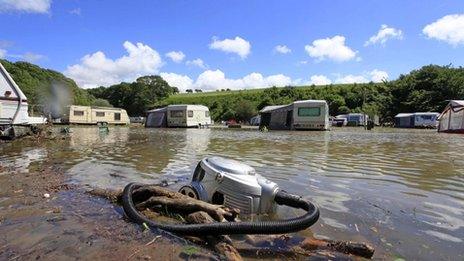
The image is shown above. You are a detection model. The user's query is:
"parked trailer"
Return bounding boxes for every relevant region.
[336,113,369,126]
[292,100,330,130]
[145,104,211,128]
[394,112,439,128]
[331,117,347,127]
[260,100,329,130]
[62,105,130,125]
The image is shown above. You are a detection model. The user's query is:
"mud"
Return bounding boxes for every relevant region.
[0,139,217,261]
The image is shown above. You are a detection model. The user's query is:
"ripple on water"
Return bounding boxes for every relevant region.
[2,126,464,260]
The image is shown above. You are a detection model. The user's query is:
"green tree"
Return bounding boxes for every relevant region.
[92,98,112,107]
[338,106,351,114]
[87,75,176,116]
[1,59,97,117]
[234,100,257,122]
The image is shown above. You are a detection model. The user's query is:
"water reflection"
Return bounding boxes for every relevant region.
[66,127,212,189]
[1,126,463,260]
[0,147,47,175]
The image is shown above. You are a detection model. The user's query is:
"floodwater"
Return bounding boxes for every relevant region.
[1,126,464,260]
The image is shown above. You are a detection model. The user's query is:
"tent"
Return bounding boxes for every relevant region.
[438,100,464,133]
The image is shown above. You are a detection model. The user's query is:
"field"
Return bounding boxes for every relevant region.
[164,84,352,101]
[160,83,380,121]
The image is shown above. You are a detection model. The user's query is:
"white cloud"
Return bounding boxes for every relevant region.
[186,58,207,69]
[305,35,358,62]
[160,72,193,91]
[3,51,46,62]
[364,24,403,46]
[161,68,388,92]
[309,75,332,85]
[274,45,291,54]
[194,70,233,90]
[209,36,251,59]
[65,41,163,88]
[423,14,464,46]
[159,70,292,92]
[195,70,292,90]
[261,74,293,87]
[369,69,389,82]
[165,51,185,63]
[0,0,51,13]
[335,69,388,84]
[18,52,45,62]
[69,8,81,15]
[335,74,368,84]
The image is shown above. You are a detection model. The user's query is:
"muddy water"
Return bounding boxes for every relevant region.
[1,126,464,260]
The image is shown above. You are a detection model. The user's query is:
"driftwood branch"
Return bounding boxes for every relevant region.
[186,211,243,261]
[88,185,375,259]
[299,237,375,259]
[134,186,239,222]
[247,234,374,259]
[87,188,122,203]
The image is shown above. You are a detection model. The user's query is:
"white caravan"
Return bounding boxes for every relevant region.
[0,62,46,136]
[1,62,31,125]
[166,105,212,127]
[292,100,330,130]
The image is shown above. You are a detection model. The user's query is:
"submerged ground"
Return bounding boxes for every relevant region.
[1,126,463,260]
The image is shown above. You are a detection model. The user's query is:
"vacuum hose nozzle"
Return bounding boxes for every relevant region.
[122,182,320,235]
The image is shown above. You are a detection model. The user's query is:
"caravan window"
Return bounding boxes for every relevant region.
[298,107,321,117]
[188,110,193,117]
[74,110,84,116]
[419,115,433,120]
[170,110,184,118]
[114,113,121,121]
[349,115,361,122]
[205,111,210,117]
[96,111,105,117]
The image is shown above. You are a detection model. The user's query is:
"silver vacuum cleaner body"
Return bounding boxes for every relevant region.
[179,156,279,214]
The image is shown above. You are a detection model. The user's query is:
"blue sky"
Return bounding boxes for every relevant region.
[0,0,463,91]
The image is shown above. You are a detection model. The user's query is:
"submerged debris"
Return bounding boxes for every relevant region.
[88,185,375,260]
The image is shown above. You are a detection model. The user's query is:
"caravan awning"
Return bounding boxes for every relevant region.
[259,105,290,113]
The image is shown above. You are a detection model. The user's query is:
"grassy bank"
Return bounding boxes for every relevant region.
[160,65,464,122]
[160,83,387,122]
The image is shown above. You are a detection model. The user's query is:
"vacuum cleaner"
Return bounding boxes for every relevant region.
[122,156,320,235]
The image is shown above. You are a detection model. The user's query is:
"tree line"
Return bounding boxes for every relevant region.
[162,65,464,123]
[2,59,177,117]
[1,59,95,117]
[87,76,178,116]
[2,59,463,121]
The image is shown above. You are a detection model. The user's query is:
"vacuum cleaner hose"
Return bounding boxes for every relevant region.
[122,182,320,235]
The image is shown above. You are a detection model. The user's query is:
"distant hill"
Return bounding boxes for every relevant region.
[161,65,464,122]
[1,59,96,117]
[161,83,387,121]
